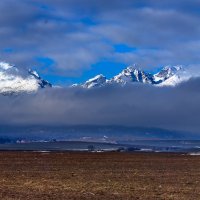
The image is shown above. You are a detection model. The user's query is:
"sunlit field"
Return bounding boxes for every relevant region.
[0,152,199,200]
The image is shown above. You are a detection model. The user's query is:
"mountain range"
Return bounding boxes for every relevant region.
[0,61,192,94]
[74,64,189,88]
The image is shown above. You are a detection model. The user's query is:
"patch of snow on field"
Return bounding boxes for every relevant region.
[189,152,200,156]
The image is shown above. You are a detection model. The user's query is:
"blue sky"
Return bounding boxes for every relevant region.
[1,0,200,85]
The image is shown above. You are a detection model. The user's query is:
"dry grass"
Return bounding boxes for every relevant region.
[0,152,199,199]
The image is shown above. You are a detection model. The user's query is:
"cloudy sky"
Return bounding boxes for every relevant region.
[1,0,200,85]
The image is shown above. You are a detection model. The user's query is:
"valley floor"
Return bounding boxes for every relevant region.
[0,152,199,199]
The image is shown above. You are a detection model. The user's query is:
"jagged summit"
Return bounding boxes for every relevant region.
[109,65,154,85]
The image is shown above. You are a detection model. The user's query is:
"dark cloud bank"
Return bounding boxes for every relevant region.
[1,78,200,139]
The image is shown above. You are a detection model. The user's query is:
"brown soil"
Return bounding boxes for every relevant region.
[0,152,199,200]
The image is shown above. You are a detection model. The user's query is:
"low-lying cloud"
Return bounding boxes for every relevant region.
[1,78,200,135]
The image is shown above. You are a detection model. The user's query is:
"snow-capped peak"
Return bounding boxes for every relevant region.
[125,65,140,72]
[0,61,52,94]
[82,74,107,88]
[153,65,183,83]
[109,65,154,85]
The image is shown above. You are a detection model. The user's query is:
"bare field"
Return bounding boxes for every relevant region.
[0,152,199,200]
